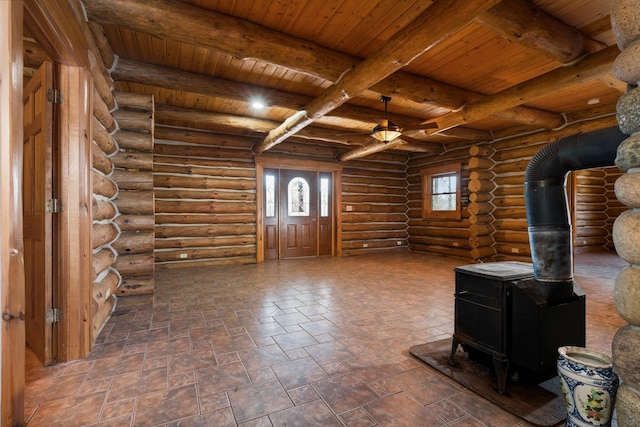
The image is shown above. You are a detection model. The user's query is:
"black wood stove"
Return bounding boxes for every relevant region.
[449,261,585,394]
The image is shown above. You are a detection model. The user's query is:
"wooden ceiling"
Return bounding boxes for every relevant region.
[33,0,624,160]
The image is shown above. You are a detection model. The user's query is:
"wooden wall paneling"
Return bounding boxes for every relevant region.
[1,1,25,424]
[57,63,93,360]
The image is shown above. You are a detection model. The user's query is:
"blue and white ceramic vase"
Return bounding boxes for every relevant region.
[557,346,619,427]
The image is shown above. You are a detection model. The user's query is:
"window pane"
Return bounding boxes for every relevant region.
[288,177,310,216]
[265,174,275,217]
[320,177,329,217]
[432,194,456,211]
[433,174,456,194]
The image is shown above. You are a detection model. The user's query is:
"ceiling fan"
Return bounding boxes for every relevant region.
[369,95,438,142]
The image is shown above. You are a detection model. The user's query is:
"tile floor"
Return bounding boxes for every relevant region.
[24,250,626,426]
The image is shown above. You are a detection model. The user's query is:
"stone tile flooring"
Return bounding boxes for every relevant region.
[25,251,626,426]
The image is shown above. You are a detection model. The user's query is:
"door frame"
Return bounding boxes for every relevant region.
[255,156,343,262]
[1,1,93,424]
[24,0,93,364]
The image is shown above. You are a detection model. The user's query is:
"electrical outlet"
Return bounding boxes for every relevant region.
[179,253,188,259]
[346,205,353,211]
[511,248,519,253]
[363,243,368,248]
[396,241,402,246]
[453,242,459,247]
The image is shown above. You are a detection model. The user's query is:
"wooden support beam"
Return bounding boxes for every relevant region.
[476,0,585,63]
[253,0,501,154]
[155,104,371,146]
[88,0,563,137]
[116,58,558,143]
[425,45,620,133]
[337,139,408,163]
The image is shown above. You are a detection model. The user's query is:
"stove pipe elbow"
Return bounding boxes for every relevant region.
[524,127,626,282]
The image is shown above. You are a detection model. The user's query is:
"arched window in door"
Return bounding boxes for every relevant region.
[288,177,310,216]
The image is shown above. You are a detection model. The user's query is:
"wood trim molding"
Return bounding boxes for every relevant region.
[56,64,93,360]
[1,2,26,425]
[23,0,90,68]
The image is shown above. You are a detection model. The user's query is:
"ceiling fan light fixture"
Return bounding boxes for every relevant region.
[372,119,402,142]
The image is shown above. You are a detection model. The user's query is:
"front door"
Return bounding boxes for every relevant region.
[263,168,334,259]
[280,169,318,258]
[23,61,55,365]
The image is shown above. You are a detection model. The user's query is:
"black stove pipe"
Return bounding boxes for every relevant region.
[524,127,626,299]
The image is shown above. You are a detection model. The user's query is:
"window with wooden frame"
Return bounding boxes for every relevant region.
[421,162,462,220]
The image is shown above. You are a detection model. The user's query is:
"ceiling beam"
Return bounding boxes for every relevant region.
[405,127,493,142]
[423,45,620,133]
[86,0,567,130]
[337,137,445,162]
[476,0,587,63]
[252,0,502,154]
[154,104,372,146]
[114,57,541,144]
[113,58,425,131]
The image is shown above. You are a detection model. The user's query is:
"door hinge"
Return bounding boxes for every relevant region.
[45,308,62,323]
[46,198,63,213]
[46,88,64,104]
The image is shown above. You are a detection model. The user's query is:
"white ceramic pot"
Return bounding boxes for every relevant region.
[557,346,619,427]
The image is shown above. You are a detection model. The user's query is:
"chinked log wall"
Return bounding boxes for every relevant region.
[153,125,410,265]
[408,117,621,261]
[341,152,408,255]
[153,127,257,267]
[88,19,157,339]
[407,143,477,259]
[574,166,624,252]
[111,92,155,294]
[87,20,120,340]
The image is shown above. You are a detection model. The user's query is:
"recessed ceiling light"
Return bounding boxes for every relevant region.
[587,98,600,105]
[251,100,265,109]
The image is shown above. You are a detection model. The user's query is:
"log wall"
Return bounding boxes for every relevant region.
[407,143,475,259]
[574,166,625,252]
[153,126,257,267]
[87,21,119,341]
[87,19,158,339]
[341,152,409,255]
[111,92,155,294]
[407,119,621,263]
[489,137,538,262]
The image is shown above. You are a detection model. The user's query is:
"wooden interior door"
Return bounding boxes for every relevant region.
[279,169,318,258]
[23,61,55,365]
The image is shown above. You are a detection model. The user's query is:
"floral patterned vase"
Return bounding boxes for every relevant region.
[557,346,619,427]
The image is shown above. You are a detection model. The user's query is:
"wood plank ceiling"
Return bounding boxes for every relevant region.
[53,0,626,160]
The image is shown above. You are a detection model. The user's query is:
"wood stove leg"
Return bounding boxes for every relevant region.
[493,357,509,395]
[449,338,460,366]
